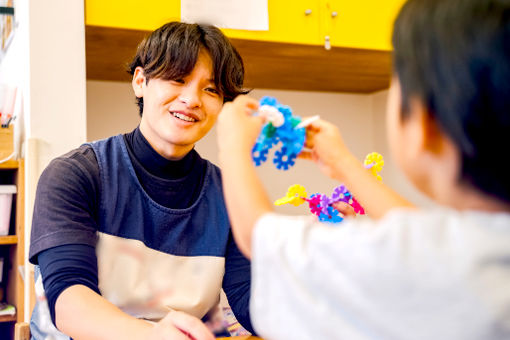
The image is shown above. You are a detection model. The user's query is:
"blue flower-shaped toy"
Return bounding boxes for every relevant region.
[252,96,306,171]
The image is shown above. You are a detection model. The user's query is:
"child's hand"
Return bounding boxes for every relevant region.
[217,95,263,156]
[299,119,352,181]
[148,310,215,340]
[332,201,357,218]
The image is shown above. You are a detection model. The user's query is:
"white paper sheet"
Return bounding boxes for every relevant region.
[181,0,269,31]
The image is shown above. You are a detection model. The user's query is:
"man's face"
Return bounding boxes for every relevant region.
[133,51,224,159]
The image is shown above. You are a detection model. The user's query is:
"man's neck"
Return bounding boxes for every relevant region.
[139,124,194,160]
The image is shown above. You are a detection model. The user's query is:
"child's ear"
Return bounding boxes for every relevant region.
[132,67,146,98]
[405,97,444,155]
[419,104,447,156]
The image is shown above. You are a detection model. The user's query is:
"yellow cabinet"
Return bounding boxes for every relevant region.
[85,0,404,50]
[85,0,321,46]
[223,0,321,46]
[324,0,407,50]
[85,0,180,31]
[226,0,406,50]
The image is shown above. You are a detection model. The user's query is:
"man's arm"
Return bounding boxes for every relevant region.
[56,285,214,340]
[222,233,256,334]
[55,285,152,339]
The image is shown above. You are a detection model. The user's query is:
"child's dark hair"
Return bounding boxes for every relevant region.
[128,22,247,115]
[393,0,510,203]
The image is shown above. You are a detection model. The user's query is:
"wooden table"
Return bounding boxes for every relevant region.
[217,337,263,340]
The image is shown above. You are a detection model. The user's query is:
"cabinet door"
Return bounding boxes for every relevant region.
[323,0,406,50]
[86,0,321,46]
[223,0,321,45]
[85,0,180,30]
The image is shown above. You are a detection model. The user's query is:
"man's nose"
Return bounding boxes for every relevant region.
[178,86,202,108]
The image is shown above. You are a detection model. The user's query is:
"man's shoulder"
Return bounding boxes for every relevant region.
[60,143,97,162]
[41,144,100,188]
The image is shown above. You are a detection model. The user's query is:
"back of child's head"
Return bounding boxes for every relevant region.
[392,0,510,203]
[128,22,246,115]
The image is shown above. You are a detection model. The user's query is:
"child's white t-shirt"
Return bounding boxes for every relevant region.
[251,208,510,340]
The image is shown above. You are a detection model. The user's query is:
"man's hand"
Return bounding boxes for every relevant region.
[147,310,215,340]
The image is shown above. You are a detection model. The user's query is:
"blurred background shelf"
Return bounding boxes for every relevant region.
[0,313,17,323]
[0,159,25,339]
[0,236,17,245]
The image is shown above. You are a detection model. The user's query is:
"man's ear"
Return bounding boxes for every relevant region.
[132,67,146,98]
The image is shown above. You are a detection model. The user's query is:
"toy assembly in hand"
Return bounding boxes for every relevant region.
[251,96,307,170]
[274,152,384,223]
[251,96,384,223]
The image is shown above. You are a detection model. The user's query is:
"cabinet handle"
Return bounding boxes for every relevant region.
[324,35,331,50]
[331,11,338,18]
[304,9,312,16]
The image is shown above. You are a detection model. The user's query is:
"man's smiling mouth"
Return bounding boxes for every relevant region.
[171,111,197,122]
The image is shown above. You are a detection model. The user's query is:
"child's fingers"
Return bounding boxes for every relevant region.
[297,150,313,160]
[307,118,325,131]
[233,95,259,114]
[298,150,320,163]
[303,137,314,149]
[332,201,357,218]
[250,114,267,129]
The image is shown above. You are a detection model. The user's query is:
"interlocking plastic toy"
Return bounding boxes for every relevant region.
[275,184,357,223]
[364,152,384,181]
[274,153,384,223]
[252,96,306,170]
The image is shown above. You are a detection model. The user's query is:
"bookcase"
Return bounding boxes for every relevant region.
[0,159,25,338]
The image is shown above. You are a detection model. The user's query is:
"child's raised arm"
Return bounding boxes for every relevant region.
[301,119,414,218]
[217,95,274,259]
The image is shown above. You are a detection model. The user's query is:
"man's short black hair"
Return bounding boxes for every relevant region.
[393,0,510,203]
[129,22,247,115]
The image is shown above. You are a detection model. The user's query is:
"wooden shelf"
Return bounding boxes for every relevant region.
[85,25,392,93]
[0,160,19,169]
[0,235,18,245]
[0,313,17,323]
[0,158,25,330]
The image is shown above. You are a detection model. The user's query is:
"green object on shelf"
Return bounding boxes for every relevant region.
[0,302,15,316]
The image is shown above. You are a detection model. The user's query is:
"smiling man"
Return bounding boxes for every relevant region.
[29,22,253,340]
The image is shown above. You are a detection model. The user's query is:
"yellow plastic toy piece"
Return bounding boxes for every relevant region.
[364,152,384,181]
[274,184,307,206]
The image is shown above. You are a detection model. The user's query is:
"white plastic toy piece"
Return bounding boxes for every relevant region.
[258,104,284,127]
[295,115,320,129]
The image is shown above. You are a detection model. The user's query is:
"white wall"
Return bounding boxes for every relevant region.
[86,80,141,141]
[0,0,87,321]
[86,81,430,214]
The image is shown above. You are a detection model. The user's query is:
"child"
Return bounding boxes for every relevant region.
[216,0,510,339]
